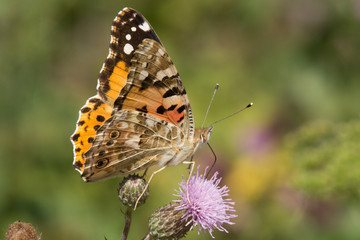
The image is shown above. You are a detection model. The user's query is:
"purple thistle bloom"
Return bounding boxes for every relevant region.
[174,166,237,238]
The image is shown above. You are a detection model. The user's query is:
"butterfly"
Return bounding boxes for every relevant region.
[71,7,213,182]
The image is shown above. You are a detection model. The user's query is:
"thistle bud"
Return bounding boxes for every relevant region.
[148,202,191,240]
[118,174,148,207]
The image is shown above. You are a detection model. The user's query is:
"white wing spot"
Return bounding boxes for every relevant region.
[139,70,149,80]
[124,136,140,148]
[124,43,134,55]
[126,34,131,40]
[158,48,165,56]
[156,71,166,80]
[146,119,155,128]
[131,27,136,32]
[117,122,129,129]
[139,21,150,31]
[163,67,174,77]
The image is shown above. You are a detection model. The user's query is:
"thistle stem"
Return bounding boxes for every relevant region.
[121,207,133,240]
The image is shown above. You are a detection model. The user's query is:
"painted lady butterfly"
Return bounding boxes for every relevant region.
[71,7,213,182]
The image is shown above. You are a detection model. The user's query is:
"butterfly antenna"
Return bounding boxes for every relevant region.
[210,102,253,127]
[205,142,217,178]
[201,83,220,128]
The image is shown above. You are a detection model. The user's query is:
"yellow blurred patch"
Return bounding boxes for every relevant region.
[226,152,291,202]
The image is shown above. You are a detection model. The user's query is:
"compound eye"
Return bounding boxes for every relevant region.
[95,158,109,169]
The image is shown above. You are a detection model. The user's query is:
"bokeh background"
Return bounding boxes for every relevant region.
[1,0,360,239]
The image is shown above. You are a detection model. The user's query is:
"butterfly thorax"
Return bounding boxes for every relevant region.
[156,126,213,168]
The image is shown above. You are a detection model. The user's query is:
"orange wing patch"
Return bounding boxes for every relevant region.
[119,85,186,124]
[71,97,112,172]
[98,60,128,105]
[113,39,189,125]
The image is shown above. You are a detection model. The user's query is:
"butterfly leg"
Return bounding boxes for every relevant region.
[134,166,167,211]
[182,160,195,204]
[186,156,194,172]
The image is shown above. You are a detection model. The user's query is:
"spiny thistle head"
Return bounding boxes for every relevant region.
[6,221,40,240]
[118,174,149,207]
[174,166,237,238]
[148,202,191,240]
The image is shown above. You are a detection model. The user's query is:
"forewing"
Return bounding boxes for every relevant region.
[71,8,162,174]
[98,8,162,105]
[114,39,194,137]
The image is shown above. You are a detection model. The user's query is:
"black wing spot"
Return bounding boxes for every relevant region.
[78,121,85,126]
[81,107,91,113]
[94,125,100,131]
[177,105,185,113]
[75,147,81,152]
[177,115,184,123]
[99,150,105,156]
[140,76,153,91]
[153,81,163,88]
[96,115,105,122]
[157,106,166,114]
[88,137,94,143]
[72,133,80,141]
[163,89,176,98]
[74,161,83,169]
[89,98,103,110]
[136,105,148,113]
[172,87,180,94]
[167,104,177,111]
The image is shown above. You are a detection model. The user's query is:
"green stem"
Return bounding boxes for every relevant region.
[121,207,132,240]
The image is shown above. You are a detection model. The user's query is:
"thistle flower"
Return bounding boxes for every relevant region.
[174,166,237,238]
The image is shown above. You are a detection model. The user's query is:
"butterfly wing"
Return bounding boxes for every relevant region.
[71,8,162,174]
[82,39,195,181]
[115,39,193,132]
[97,8,161,105]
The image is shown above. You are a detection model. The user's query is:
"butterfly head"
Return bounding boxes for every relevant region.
[196,126,214,145]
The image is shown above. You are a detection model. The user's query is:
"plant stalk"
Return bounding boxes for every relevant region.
[121,207,133,240]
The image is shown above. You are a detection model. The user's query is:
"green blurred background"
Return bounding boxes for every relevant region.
[1,0,360,239]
